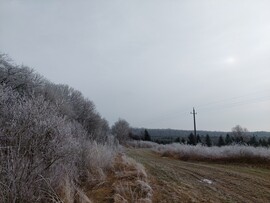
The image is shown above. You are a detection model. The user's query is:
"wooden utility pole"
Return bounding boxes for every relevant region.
[190,107,197,137]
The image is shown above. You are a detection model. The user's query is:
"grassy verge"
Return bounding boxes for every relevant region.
[87,153,153,203]
[129,141,270,166]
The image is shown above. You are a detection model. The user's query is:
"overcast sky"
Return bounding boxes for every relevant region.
[1,0,270,131]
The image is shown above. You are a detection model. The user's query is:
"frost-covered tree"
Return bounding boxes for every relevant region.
[111,119,130,144]
[0,54,109,141]
[43,83,107,140]
[0,85,80,202]
[232,125,248,143]
[0,55,117,202]
[0,54,45,96]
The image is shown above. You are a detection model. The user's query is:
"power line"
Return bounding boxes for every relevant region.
[199,95,270,113]
[134,89,270,127]
[197,88,270,110]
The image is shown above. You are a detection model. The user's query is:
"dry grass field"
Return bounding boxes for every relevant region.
[127,148,270,203]
[87,153,152,203]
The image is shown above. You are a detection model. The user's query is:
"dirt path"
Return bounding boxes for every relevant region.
[127,148,270,203]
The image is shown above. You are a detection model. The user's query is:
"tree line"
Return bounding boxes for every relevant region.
[130,125,270,147]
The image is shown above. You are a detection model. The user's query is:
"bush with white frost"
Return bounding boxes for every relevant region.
[0,85,117,202]
[128,139,270,164]
[0,85,76,202]
[154,143,270,163]
[0,55,118,202]
[127,140,158,148]
[112,119,131,144]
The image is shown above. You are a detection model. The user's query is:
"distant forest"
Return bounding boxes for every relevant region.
[131,128,270,146]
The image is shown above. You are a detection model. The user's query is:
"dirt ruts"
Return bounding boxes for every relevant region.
[127,148,270,203]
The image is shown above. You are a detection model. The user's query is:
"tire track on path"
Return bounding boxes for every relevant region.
[127,148,270,203]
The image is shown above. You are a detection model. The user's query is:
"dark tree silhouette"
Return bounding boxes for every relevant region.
[248,135,259,147]
[225,134,233,145]
[218,135,225,147]
[175,137,180,143]
[181,137,186,144]
[196,134,202,144]
[144,129,151,141]
[188,133,196,145]
[259,138,268,147]
[205,134,212,147]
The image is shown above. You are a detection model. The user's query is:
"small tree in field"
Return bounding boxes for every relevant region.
[232,125,248,143]
[111,119,130,144]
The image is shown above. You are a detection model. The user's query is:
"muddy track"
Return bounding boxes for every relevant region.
[127,148,270,203]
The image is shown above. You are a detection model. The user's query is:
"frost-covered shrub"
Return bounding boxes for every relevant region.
[154,143,270,163]
[77,140,117,185]
[0,84,117,202]
[43,83,109,142]
[0,85,79,202]
[111,119,131,144]
[0,55,119,202]
[0,54,110,143]
[127,140,159,148]
[0,54,45,96]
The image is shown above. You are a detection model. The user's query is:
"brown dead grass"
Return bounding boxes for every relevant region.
[56,176,92,203]
[154,143,270,168]
[159,151,270,169]
[86,153,152,203]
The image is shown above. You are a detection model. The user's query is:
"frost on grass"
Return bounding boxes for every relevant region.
[201,179,213,184]
[127,141,159,149]
[130,141,270,164]
[113,154,153,203]
[154,143,270,164]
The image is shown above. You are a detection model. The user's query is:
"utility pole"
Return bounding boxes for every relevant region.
[190,107,197,137]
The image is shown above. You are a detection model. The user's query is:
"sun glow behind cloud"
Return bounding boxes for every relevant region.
[225,57,236,65]
[217,56,238,69]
